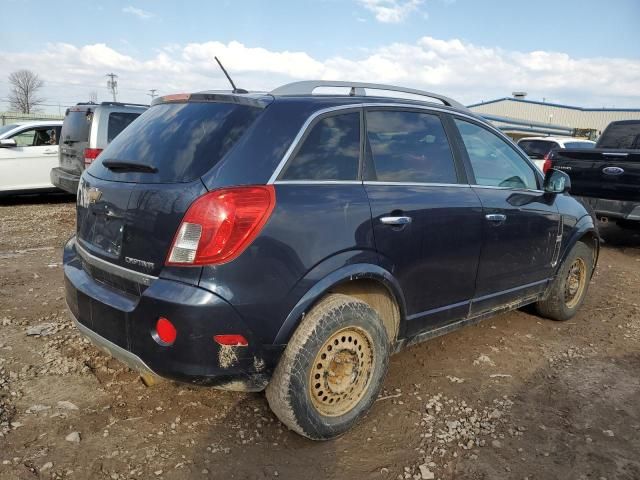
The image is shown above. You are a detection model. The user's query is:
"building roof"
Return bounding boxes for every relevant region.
[467,97,640,113]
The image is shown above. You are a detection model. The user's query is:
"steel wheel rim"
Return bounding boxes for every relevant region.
[309,327,375,417]
[564,257,587,309]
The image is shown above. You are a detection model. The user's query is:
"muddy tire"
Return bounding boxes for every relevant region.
[266,293,390,440]
[536,242,594,321]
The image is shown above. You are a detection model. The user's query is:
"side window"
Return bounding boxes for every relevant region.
[107,112,141,142]
[10,128,36,147]
[366,110,457,183]
[518,140,555,159]
[280,112,360,181]
[455,119,537,190]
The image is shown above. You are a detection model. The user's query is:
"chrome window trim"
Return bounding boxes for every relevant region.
[470,185,544,194]
[76,241,158,286]
[275,180,363,185]
[364,181,470,188]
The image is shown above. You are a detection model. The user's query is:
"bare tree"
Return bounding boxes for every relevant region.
[8,70,45,114]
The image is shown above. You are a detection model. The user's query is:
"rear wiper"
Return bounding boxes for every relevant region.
[102,160,158,173]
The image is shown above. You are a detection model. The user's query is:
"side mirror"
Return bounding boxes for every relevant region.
[544,168,571,194]
[0,138,17,148]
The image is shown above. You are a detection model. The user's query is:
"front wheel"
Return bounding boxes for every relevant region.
[536,241,594,321]
[266,293,390,440]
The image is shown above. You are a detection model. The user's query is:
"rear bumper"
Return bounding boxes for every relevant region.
[51,167,80,194]
[577,196,640,222]
[63,237,282,391]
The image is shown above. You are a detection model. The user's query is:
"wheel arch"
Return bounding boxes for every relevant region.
[273,263,406,345]
[557,215,600,277]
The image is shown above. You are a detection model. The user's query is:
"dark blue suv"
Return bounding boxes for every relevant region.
[63,81,599,440]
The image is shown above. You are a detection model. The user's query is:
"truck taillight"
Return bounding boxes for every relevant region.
[166,185,276,266]
[84,148,103,166]
[542,151,554,174]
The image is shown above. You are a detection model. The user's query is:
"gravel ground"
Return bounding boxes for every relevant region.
[0,194,639,480]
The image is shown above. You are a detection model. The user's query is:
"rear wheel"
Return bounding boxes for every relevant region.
[536,242,594,321]
[266,293,389,440]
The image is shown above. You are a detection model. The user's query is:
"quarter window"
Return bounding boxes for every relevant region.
[366,110,457,183]
[455,119,537,190]
[280,112,360,181]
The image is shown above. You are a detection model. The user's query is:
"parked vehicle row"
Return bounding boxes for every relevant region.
[63,81,599,440]
[546,120,640,228]
[517,136,595,170]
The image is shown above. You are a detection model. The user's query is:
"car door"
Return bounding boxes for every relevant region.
[451,117,561,315]
[0,126,60,190]
[363,108,483,335]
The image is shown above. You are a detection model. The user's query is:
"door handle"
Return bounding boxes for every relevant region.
[485,213,507,223]
[380,216,412,226]
[43,149,57,155]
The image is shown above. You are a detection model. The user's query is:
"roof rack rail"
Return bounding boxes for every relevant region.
[99,101,149,108]
[270,81,466,110]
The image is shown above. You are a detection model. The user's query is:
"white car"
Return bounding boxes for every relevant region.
[517,136,596,171]
[0,120,63,195]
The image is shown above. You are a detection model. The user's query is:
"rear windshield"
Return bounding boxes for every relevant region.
[563,141,595,149]
[597,122,640,149]
[518,140,557,159]
[61,109,92,144]
[92,102,262,183]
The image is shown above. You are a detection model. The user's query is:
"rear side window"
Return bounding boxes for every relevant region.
[455,119,537,190]
[597,122,640,149]
[366,110,457,183]
[280,112,360,181]
[107,112,141,142]
[61,109,92,143]
[93,102,262,183]
[518,140,557,159]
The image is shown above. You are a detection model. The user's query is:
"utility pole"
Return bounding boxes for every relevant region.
[106,73,118,102]
[147,89,158,101]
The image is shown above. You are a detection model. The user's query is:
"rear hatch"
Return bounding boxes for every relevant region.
[552,149,640,202]
[76,98,267,279]
[59,106,93,176]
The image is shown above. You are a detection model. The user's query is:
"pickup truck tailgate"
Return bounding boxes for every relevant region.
[552,149,640,202]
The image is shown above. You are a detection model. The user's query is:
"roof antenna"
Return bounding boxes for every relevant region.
[214,56,248,94]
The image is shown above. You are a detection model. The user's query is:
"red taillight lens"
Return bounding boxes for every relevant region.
[542,151,554,174]
[155,317,177,345]
[84,148,103,166]
[214,334,249,346]
[166,185,276,266]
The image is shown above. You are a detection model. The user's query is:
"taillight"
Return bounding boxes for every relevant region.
[84,148,103,166]
[166,185,276,266]
[542,150,553,174]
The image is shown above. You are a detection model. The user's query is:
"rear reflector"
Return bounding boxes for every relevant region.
[214,334,249,347]
[154,317,177,345]
[84,148,103,166]
[166,185,276,266]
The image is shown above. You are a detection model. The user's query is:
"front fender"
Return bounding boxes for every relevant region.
[273,260,406,344]
[557,213,600,276]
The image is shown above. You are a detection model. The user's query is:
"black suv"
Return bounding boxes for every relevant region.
[63,81,599,440]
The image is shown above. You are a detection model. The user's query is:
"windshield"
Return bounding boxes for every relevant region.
[89,102,263,183]
[0,124,21,138]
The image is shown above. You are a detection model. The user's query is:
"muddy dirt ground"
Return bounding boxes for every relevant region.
[0,194,639,480]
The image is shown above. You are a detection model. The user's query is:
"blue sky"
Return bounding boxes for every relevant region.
[1,0,639,111]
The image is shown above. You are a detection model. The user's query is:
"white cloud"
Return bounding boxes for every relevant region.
[357,0,424,23]
[0,38,638,111]
[122,6,154,20]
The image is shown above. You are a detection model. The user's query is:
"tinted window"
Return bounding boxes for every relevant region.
[92,102,262,183]
[563,141,595,149]
[597,122,640,149]
[517,140,557,159]
[280,112,360,181]
[455,119,537,190]
[366,110,456,183]
[61,109,92,143]
[107,112,141,142]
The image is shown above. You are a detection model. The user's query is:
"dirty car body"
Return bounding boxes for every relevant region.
[62,83,599,392]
